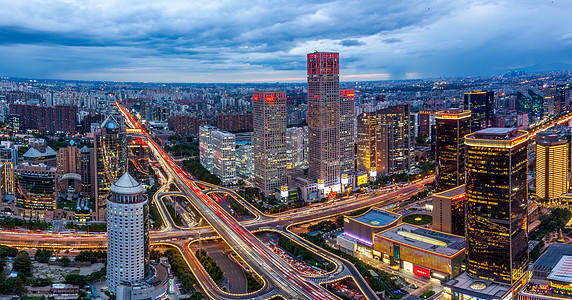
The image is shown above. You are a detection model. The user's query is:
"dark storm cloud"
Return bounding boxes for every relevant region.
[0,0,571,82]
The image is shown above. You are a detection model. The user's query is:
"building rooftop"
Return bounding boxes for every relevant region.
[547,256,572,283]
[110,172,144,195]
[444,272,511,300]
[434,184,465,199]
[375,224,465,257]
[349,207,400,228]
[534,244,572,270]
[22,146,56,158]
[80,146,91,153]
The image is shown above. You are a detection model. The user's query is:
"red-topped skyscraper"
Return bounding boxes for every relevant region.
[307,52,340,189]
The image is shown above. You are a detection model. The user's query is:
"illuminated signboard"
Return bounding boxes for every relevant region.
[510,136,528,147]
[357,174,368,186]
[413,265,430,278]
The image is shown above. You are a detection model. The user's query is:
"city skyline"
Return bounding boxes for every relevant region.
[0,1,571,82]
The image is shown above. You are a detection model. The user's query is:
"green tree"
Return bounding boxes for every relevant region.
[13,251,32,278]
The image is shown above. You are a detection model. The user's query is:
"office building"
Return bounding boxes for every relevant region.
[447,128,529,300]
[22,146,57,167]
[93,116,127,215]
[253,91,287,196]
[340,89,355,174]
[127,137,150,183]
[199,125,216,172]
[435,109,471,192]
[211,129,236,186]
[286,127,306,171]
[419,111,434,137]
[432,185,466,236]
[15,163,58,218]
[307,52,340,188]
[357,112,377,176]
[464,91,493,131]
[106,173,149,294]
[236,145,253,179]
[376,105,415,175]
[79,146,92,197]
[57,146,79,176]
[0,143,17,198]
[536,133,569,201]
[337,207,401,251]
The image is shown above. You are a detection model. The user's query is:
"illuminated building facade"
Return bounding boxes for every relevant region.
[15,163,58,217]
[199,125,216,172]
[79,146,92,197]
[376,105,414,175]
[435,109,471,192]
[432,185,466,236]
[236,145,253,179]
[536,134,568,201]
[211,129,236,186]
[286,127,306,171]
[340,89,355,174]
[0,143,17,197]
[253,91,286,196]
[419,111,434,137]
[464,128,528,286]
[464,90,493,132]
[106,173,149,294]
[127,137,150,183]
[93,116,127,214]
[357,112,377,175]
[307,52,340,187]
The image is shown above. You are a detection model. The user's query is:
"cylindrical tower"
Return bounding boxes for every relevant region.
[106,172,149,294]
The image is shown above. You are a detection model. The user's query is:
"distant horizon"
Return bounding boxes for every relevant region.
[1,1,571,83]
[2,66,570,86]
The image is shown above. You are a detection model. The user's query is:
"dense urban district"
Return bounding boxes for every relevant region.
[0,54,571,300]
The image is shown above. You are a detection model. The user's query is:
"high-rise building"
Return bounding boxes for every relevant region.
[286,127,306,171]
[215,113,253,132]
[0,143,17,198]
[57,145,79,176]
[199,125,216,173]
[340,89,355,175]
[435,109,471,192]
[127,137,150,183]
[432,185,466,236]
[253,91,287,196]
[168,115,207,135]
[464,128,528,286]
[9,104,78,133]
[307,52,340,188]
[22,146,57,167]
[536,133,569,201]
[106,173,149,294]
[419,111,434,137]
[15,163,58,218]
[357,112,377,176]
[93,116,127,216]
[464,91,493,132]
[376,105,414,175]
[211,129,236,186]
[79,146,92,197]
[236,145,253,179]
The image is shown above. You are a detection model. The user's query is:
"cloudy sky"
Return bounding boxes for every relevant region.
[0,0,571,82]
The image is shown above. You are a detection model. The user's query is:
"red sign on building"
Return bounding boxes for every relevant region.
[413,265,430,278]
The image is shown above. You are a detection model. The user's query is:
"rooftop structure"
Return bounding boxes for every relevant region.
[547,256,572,283]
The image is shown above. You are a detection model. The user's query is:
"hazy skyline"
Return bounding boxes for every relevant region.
[1,0,572,83]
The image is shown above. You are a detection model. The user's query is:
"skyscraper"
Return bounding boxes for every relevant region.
[15,163,58,218]
[536,133,569,201]
[199,124,216,173]
[357,112,377,176]
[211,129,236,186]
[0,143,17,198]
[340,89,355,175]
[286,127,306,171]
[435,109,471,192]
[307,52,340,188]
[93,116,127,218]
[253,91,287,196]
[79,146,92,197]
[376,105,414,175]
[106,173,149,294]
[465,128,528,286]
[464,90,493,131]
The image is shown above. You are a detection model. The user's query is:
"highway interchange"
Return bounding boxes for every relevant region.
[0,102,432,300]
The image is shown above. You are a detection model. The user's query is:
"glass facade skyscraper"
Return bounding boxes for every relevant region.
[464,90,493,132]
[435,109,471,192]
[464,128,528,286]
